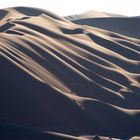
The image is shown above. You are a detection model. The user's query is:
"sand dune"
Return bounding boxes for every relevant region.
[65,10,125,20]
[70,16,140,39]
[0,7,140,139]
[66,11,139,39]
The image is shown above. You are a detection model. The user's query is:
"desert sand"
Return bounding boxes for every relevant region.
[0,7,140,139]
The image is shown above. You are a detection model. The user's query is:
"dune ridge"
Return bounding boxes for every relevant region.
[65,10,125,20]
[0,7,140,139]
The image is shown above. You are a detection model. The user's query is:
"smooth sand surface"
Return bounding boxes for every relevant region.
[0,7,140,139]
[65,10,125,20]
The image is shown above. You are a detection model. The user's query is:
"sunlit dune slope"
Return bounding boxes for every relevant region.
[0,7,140,139]
[65,10,125,20]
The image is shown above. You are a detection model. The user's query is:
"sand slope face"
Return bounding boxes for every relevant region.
[0,7,140,139]
[71,17,140,39]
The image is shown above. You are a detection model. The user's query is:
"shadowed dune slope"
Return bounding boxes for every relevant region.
[0,7,140,139]
[71,17,140,39]
[0,119,87,140]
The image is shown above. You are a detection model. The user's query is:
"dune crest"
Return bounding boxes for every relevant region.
[65,10,125,20]
[0,7,140,139]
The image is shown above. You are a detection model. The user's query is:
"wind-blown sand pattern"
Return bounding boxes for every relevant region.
[0,7,140,139]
